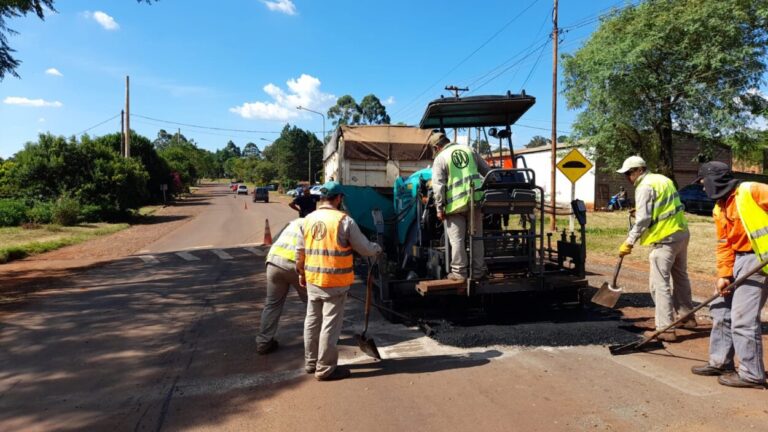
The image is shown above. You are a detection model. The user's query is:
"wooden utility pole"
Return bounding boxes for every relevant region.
[445,85,468,142]
[124,76,131,158]
[120,109,125,156]
[549,0,559,231]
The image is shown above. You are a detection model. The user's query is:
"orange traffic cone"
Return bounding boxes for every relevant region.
[263,219,273,246]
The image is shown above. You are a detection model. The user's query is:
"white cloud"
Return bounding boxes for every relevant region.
[385,96,396,105]
[45,68,63,77]
[3,97,63,108]
[230,74,335,121]
[84,11,120,30]
[262,0,297,15]
[38,118,46,123]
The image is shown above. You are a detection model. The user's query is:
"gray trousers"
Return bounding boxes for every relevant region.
[256,263,307,347]
[648,230,694,329]
[445,209,484,278]
[708,253,768,383]
[304,285,348,378]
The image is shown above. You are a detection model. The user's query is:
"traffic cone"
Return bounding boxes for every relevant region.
[263,219,273,246]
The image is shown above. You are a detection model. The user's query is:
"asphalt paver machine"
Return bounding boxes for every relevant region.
[375,93,588,312]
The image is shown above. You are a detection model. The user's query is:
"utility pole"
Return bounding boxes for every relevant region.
[120,109,125,156]
[124,76,131,158]
[445,85,468,142]
[549,0,559,232]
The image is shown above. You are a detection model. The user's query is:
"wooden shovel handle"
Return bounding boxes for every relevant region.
[612,256,624,287]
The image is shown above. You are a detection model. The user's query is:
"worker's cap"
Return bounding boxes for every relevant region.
[616,156,647,174]
[695,161,739,200]
[319,181,344,198]
[428,130,450,148]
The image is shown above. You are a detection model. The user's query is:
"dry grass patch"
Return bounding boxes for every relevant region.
[0,223,129,263]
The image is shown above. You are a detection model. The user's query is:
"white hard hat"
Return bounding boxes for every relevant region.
[616,156,647,174]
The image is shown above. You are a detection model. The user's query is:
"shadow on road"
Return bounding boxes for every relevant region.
[346,350,502,378]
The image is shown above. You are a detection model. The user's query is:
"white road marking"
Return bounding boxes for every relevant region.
[244,247,267,256]
[212,249,233,260]
[176,251,200,261]
[138,255,159,264]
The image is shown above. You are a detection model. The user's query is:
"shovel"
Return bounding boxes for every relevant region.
[355,264,382,360]
[610,256,767,355]
[591,256,624,308]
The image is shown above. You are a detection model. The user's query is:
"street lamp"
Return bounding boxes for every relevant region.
[296,105,325,184]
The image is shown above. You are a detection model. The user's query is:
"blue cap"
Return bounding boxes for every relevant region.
[320,181,344,198]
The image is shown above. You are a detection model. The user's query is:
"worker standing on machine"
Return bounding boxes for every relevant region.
[296,181,382,381]
[690,162,768,389]
[430,130,490,282]
[616,156,695,342]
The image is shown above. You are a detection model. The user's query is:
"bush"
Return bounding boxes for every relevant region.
[52,194,81,226]
[79,204,103,223]
[0,199,28,227]
[26,201,54,224]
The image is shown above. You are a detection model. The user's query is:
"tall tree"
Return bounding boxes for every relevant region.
[327,95,361,127]
[525,136,551,148]
[359,94,391,125]
[0,1,153,80]
[562,0,768,181]
[242,142,262,159]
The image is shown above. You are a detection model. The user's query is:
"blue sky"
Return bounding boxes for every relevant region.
[0,0,634,159]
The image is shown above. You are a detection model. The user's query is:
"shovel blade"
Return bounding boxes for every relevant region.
[609,339,666,356]
[356,333,382,360]
[591,282,622,308]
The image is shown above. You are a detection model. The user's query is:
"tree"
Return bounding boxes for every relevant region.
[472,138,492,155]
[242,142,262,159]
[359,94,391,125]
[327,95,361,127]
[261,124,322,184]
[525,136,551,148]
[562,0,768,181]
[0,1,153,80]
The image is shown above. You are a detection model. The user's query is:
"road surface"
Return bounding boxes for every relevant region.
[1,183,767,432]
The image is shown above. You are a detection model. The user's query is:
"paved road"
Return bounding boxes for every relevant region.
[1,184,767,431]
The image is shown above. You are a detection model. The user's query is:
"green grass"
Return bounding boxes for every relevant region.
[544,211,717,276]
[138,205,162,216]
[0,223,129,264]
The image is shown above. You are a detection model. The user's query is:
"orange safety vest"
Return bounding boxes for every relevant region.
[303,208,354,287]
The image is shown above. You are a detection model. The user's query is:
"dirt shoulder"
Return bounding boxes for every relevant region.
[0,187,213,303]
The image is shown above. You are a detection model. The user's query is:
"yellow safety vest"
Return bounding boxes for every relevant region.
[267,218,303,264]
[303,209,354,288]
[637,173,687,245]
[734,182,768,270]
[438,143,484,214]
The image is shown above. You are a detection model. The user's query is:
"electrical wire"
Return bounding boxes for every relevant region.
[74,113,121,136]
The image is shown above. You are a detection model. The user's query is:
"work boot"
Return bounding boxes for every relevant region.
[305,365,316,374]
[644,330,677,342]
[316,367,351,381]
[446,273,466,283]
[256,339,278,355]
[680,317,698,329]
[717,373,767,389]
[691,364,735,376]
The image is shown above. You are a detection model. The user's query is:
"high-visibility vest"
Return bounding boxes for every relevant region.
[637,173,687,245]
[437,143,484,214]
[733,182,768,270]
[303,209,354,287]
[267,218,303,266]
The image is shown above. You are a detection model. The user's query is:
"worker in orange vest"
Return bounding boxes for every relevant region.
[296,181,382,381]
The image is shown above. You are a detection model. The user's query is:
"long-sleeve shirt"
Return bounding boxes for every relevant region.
[624,171,687,246]
[431,143,491,213]
[715,182,768,278]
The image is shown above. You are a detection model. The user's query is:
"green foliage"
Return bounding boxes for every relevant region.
[26,201,53,224]
[52,193,80,226]
[525,135,551,148]
[359,94,391,125]
[562,0,768,180]
[327,94,392,127]
[242,142,262,158]
[261,124,322,184]
[0,199,27,227]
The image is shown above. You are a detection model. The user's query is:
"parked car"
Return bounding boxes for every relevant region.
[309,185,323,196]
[237,184,249,195]
[253,187,269,203]
[286,188,298,197]
[678,183,715,215]
[229,181,239,192]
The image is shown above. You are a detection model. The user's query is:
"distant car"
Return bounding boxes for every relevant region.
[266,185,276,191]
[286,189,298,197]
[237,184,248,195]
[253,187,269,202]
[309,185,323,196]
[229,182,239,192]
[678,183,715,215]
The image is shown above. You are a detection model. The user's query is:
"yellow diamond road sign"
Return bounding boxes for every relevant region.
[557,148,593,184]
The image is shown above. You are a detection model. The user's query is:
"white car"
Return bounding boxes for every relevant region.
[237,184,248,195]
[309,185,323,196]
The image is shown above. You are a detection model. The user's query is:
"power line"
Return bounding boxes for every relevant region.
[74,112,121,136]
[132,113,285,134]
